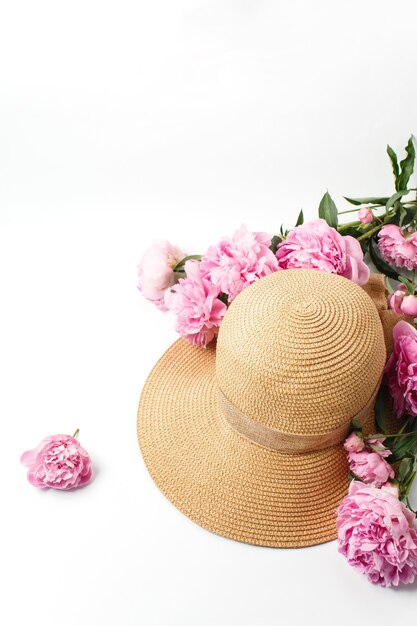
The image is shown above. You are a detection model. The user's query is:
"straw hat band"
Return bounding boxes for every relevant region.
[217,378,381,454]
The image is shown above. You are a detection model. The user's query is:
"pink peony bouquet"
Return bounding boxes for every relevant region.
[138,137,417,346]
[138,136,417,587]
[336,316,417,587]
[137,219,370,347]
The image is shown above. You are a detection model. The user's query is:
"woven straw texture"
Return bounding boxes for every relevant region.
[137,269,387,548]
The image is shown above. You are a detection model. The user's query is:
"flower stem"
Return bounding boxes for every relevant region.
[357,224,384,241]
[338,220,361,230]
[368,429,417,439]
[73,428,80,439]
[338,208,362,215]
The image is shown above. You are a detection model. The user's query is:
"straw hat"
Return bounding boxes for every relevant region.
[137,269,395,548]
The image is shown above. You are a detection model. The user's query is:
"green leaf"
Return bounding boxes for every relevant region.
[387,144,400,191]
[398,137,416,192]
[374,386,393,435]
[383,211,400,225]
[173,254,202,272]
[385,278,394,294]
[399,205,408,227]
[295,209,304,227]
[386,189,409,211]
[269,234,281,254]
[398,275,414,294]
[279,224,288,238]
[344,196,389,207]
[318,191,338,228]
[389,432,417,463]
[402,206,417,226]
[368,238,399,281]
[403,471,416,497]
[337,224,362,238]
[351,417,363,432]
[398,457,413,483]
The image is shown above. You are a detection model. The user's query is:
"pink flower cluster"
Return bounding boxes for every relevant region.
[165,260,227,348]
[276,219,369,285]
[20,434,92,490]
[137,219,370,347]
[337,481,417,587]
[385,320,417,417]
[200,225,279,302]
[343,432,394,488]
[388,283,417,317]
[378,225,417,270]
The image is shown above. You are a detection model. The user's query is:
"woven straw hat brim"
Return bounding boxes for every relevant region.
[137,338,356,549]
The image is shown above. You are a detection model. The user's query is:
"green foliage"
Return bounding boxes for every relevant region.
[173,254,202,272]
[389,431,417,463]
[269,234,281,254]
[374,386,392,435]
[387,144,400,190]
[318,191,338,228]
[344,196,389,207]
[398,275,414,294]
[295,209,304,226]
[386,189,410,211]
[398,137,416,191]
[386,137,415,192]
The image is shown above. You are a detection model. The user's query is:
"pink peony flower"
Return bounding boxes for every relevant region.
[276,219,369,285]
[137,239,185,310]
[358,208,373,224]
[384,320,417,416]
[199,225,279,302]
[337,481,417,587]
[165,260,227,347]
[388,283,408,315]
[343,432,365,453]
[401,295,417,317]
[347,450,394,487]
[378,225,417,271]
[20,433,92,490]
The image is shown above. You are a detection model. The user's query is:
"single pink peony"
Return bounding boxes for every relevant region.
[378,225,417,270]
[384,320,417,416]
[388,283,408,315]
[401,295,417,317]
[20,433,92,490]
[276,219,369,285]
[137,239,185,310]
[358,208,373,224]
[343,432,365,453]
[347,449,394,487]
[337,481,417,587]
[199,225,279,302]
[165,260,227,347]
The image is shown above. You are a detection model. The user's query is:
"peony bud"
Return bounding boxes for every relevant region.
[343,432,365,453]
[358,208,373,224]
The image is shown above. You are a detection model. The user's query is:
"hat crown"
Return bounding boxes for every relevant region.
[215,269,386,436]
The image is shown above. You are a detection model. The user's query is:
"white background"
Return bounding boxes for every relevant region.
[1,1,417,624]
